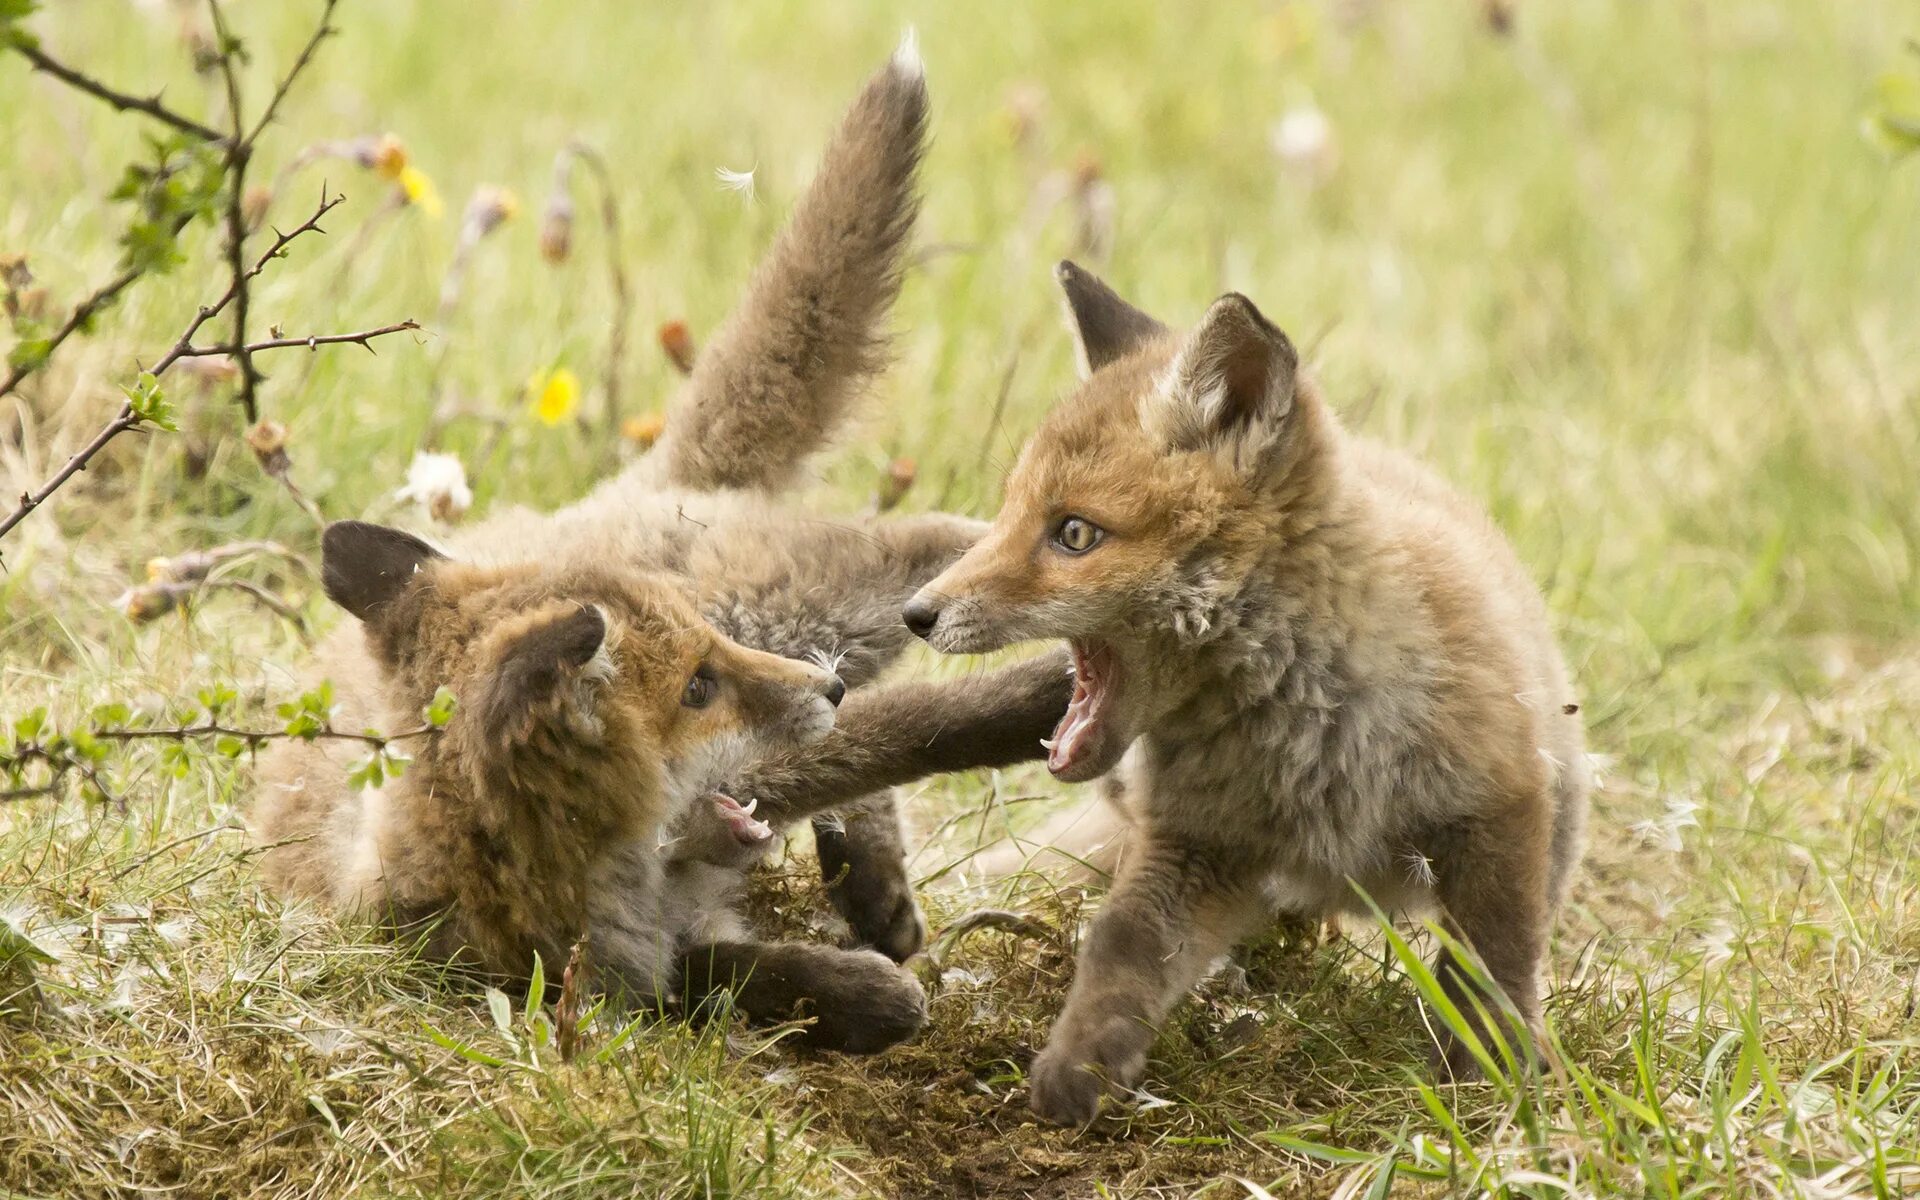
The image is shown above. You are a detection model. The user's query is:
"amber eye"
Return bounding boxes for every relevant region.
[1052,516,1103,555]
[682,667,718,709]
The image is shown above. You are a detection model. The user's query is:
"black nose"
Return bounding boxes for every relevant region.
[822,675,846,707]
[902,595,939,639]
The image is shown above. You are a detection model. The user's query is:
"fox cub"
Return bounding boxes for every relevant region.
[255,47,1073,1053]
[906,263,1589,1120]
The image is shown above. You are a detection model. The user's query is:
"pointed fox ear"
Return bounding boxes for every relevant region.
[478,605,614,748]
[322,521,446,622]
[1056,261,1169,377]
[1142,294,1299,465]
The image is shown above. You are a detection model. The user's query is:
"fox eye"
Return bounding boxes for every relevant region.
[682,667,718,709]
[1052,516,1103,555]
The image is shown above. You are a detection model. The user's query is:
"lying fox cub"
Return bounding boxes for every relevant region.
[906,263,1590,1119]
[255,48,1072,1052]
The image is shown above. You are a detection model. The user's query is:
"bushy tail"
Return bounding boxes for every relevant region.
[660,38,928,494]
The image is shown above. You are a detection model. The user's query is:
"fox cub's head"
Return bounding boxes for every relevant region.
[905,263,1336,782]
[322,521,844,839]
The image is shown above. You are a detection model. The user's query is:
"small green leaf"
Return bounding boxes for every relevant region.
[6,338,50,373]
[123,371,177,432]
[11,708,46,742]
[0,0,41,24]
[423,686,458,728]
[215,735,246,758]
[90,702,132,727]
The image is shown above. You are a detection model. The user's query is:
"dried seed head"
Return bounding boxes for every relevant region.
[620,412,667,449]
[657,320,696,375]
[118,583,182,623]
[876,456,917,512]
[245,420,292,479]
[539,195,575,264]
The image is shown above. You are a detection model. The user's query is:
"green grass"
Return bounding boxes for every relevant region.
[2,0,1918,1196]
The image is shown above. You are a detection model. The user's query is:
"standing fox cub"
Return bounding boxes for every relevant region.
[906,263,1589,1121]
[255,47,1073,1053]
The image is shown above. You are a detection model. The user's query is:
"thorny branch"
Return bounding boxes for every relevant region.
[177,320,421,359]
[207,0,260,421]
[2,721,438,806]
[10,39,229,145]
[0,267,140,403]
[0,188,403,547]
[0,2,394,554]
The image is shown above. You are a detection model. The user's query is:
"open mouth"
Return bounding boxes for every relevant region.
[707,791,773,846]
[1043,640,1123,782]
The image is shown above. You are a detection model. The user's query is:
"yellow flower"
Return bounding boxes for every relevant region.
[531,367,580,426]
[398,164,444,219]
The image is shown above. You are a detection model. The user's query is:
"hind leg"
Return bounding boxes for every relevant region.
[677,940,926,1053]
[1428,799,1553,1078]
[812,790,925,961]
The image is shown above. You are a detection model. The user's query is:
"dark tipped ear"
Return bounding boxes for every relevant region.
[480,605,611,747]
[1055,261,1169,376]
[321,521,446,622]
[1144,293,1299,459]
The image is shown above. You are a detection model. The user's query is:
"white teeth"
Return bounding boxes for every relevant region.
[738,796,758,816]
[1039,738,1057,751]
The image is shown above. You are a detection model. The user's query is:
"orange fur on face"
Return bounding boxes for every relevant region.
[258,544,840,981]
[908,270,1589,1124]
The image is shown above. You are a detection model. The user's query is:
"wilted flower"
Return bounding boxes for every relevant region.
[460,186,517,240]
[529,367,580,426]
[621,412,666,449]
[117,582,184,623]
[359,133,409,179]
[658,320,696,375]
[395,451,473,522]
[875,456,917,512]
[539,194,575,264]
[245,419,292,479]
[1270,104,1338,182]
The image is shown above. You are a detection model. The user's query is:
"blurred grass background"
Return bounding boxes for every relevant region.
[2,1,1919,1196]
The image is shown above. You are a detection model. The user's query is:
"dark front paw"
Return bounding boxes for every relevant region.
[842,878,927,963]
[815,809,926,962]
[803,949,927,1054]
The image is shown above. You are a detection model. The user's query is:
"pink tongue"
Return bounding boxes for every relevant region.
[710,794,772,845]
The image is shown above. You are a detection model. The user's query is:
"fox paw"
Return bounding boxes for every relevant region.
[1028,1026,1147,1126]
[844,882,927,963]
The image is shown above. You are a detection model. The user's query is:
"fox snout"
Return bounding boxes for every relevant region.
[734,649,846,746]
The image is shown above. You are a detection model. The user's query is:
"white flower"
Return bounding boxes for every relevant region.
[395,451,472,523]
[1270,105,1337,180]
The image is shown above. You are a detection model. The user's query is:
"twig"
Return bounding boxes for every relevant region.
[207,0,260,421]
[0,189,381,549]
[0,266,141,402]
[151,186,347,377]
[10,39,228,144]
[0,407,147,542]
[566,142,632,437]
[178,320,421,358]
[2,722,438,806]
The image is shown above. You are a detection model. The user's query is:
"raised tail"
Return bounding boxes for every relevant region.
[659,37,929,494]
